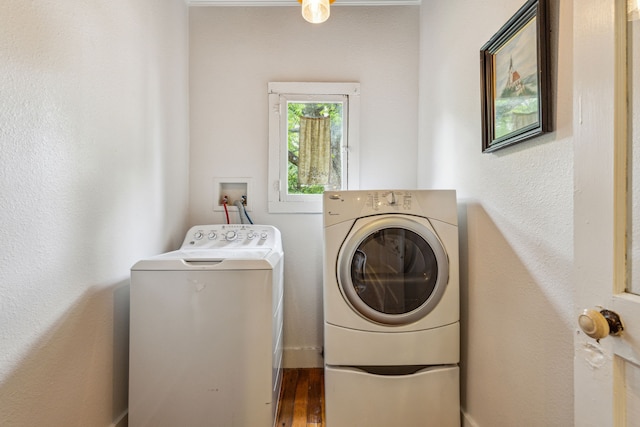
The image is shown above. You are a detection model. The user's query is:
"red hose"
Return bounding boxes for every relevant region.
[223,198,230,224]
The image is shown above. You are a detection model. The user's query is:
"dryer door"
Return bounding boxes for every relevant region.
[337,216,449,325]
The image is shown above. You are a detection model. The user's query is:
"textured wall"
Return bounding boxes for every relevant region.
[189,6,420,367]
[0,1,190,425]
[418,1,574,426]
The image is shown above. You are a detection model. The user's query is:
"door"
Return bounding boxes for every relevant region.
[336,216,450,325]
[574,1,640,425]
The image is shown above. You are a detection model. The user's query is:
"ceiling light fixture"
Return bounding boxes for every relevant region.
[298,0,335,24]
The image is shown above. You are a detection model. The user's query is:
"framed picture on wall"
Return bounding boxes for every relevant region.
[480,0,550,153]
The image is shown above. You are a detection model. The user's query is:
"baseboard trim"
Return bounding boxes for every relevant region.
[110,411,128,427]
[462,409,479,427]
[283,346,323,368]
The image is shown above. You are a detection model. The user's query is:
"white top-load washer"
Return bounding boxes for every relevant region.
[129,224,284,427]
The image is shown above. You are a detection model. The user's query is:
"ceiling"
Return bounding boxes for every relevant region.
[187,0,419,6]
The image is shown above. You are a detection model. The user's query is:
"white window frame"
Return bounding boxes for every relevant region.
[268,82,360,213]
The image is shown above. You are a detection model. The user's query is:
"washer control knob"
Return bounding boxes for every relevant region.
[260,232,268,240]
[247,232,256,239]
[225,230,237,241]
[194,231,204,240]
[207,231,217,240]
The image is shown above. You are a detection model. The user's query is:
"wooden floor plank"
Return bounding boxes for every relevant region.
[319,368,325,427]
[291,369,310,427]
[276,369,299,427]
[275,368,325,427]
[306,368,323,425]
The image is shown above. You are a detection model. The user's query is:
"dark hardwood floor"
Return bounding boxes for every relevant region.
[275,368,325,427]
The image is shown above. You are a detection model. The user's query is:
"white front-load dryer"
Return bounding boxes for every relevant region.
[323,190,460,427]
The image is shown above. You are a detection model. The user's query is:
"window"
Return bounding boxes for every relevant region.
[268,82,360,213]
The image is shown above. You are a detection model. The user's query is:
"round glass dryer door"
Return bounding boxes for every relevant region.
[337,216,449,325]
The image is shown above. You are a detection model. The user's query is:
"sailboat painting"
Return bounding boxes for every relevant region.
[493,17,539,139]
[480,0,549,153]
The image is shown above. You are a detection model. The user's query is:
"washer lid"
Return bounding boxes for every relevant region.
[131,248,281,271]
[337,216,449,325]
[179,248,272,260]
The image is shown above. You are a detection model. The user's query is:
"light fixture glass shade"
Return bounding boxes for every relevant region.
[301,0,330,24]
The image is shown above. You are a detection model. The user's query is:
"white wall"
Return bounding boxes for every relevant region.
[189,6,419,366]
[0,1,190,425]
[418,0,574,426]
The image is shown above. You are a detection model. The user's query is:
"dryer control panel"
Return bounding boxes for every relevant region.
[368,190,413,210]
[181,224,280,250]
[323,189,458,227]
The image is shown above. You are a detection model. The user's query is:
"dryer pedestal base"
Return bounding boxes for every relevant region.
[324,322,459,366]
[324,365,460,427]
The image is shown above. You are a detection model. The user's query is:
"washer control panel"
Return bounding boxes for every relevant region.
[181,224,278,249]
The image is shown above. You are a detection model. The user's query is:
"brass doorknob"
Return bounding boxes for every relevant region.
[578,308,624,342]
